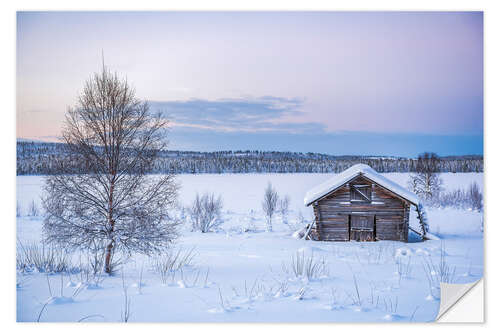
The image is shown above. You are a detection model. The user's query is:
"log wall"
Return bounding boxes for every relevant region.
[310,175,410,242]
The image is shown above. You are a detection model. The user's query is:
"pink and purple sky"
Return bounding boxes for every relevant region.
[16,11,483,156]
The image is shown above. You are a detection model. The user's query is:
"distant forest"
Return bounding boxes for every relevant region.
[17,141,483,175]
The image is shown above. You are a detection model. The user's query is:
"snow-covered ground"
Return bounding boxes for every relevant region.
[16,173,483,322]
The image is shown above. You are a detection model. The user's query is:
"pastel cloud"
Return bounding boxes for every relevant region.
[150,97,326,134]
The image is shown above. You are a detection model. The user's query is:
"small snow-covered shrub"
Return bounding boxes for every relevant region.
[86,250,105,277]
[244,210,258,232]
[178,204,187,220]
[78,264,105,287]
[468,182,483,211]
[422,243,457,299]
[274,279,289,297]
[294,286,309,300]
[282,251,328,280]
[77,249,106,286]
[152,247,196,284]
[40,274,85,322]
[121,271,132,322]
[278,195,290,225]
[434,189,467,208]
[17,241,77,273]
[287,209,309,232]
[325,288,344,310]
[430,181,483,211]
[366,243,391,265]
[395,256,413,280]
[348,270,362,307]
[17,201,22,217]
[189,192,224,233]
[27,200,40,217]
[381,296,399,314]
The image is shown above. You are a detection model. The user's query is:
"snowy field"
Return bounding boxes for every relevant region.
[16,173,483,322]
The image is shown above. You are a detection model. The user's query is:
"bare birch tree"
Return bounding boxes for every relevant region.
[42,65,178,274]
[262,182,279,232]
[409,152,443,201]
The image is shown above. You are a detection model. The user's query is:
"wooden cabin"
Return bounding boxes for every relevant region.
[304,164,420,242]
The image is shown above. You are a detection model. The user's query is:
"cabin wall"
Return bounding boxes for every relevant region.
[310,175,409,242]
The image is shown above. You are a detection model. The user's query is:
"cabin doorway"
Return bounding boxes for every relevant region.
[349,215,375,241]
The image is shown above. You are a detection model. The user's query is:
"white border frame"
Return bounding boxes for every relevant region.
[3,1,497,331]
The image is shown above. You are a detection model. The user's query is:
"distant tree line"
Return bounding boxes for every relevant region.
[17,141,483,175]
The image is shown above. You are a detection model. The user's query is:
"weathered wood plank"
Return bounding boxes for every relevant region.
[311,174,410,242]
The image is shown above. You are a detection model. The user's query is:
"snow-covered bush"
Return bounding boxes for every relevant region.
[17,201,22,217]
[189,192,224,233]
[278,195,290,225]
[262,182,279,232]
[467,182,483,211]
[244,209,258,232]
[282,251,328,280]
[429,181,483,211]
[422,243,457,299]
[79,245,106,283]
[28,200,39,217]
[17,241,77,273]
[435,188,467,208]
[78,261,105,287]
[285,210,307,234]
[395,256,413,280]
[152,247,196,284]
[121,271,132,322]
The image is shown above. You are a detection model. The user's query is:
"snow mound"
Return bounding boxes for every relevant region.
[383,313,406,321]
[304,164,420,206]
[395,247,413,258]
[86,283,102,290]
[297,246,312,253]
[292,230,302,239]
[323,303,345,311]
[350,305,369,312]
[47,296,75,305]
[415,248,430,256]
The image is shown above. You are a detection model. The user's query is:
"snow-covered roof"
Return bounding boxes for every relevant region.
[304,164,420,206]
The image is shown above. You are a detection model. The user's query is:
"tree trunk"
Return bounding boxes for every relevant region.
[104,241,114,274]
[105,181,115,274]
